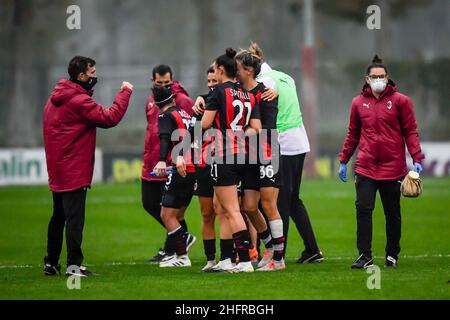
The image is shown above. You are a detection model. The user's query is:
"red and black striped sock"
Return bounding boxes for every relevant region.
[269,219,284,262]
[272,236,285,262]
[232,230,251,263]
[203,239,216,261]
[220,239,234,261]
[258,228,273,249]
[168,226,186,256]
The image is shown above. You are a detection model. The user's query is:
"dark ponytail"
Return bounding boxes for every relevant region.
[215,48,237,78]
[366,54,388,75]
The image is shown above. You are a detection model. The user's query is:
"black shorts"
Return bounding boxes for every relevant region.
[211,163,242,186]
[237,180,243,197]
[224,163,280,191]
[258,162,281,189]
[162,172,195,209]
[211,163,256,192]
[242,164,260,191]
[194,165,214,198]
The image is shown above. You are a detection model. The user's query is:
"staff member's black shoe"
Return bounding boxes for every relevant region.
[351,254,373,269]
[297,251,324,264]
[384,256,398,268]
[185,233,197,251]
[149,248,166,264]
[43,262,61,276]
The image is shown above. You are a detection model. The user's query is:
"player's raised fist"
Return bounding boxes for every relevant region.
[121,81,134,91]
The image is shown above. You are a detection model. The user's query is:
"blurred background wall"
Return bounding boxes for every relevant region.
[1,0,449,181]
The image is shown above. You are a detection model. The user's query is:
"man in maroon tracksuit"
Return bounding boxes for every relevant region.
[339,55,424,269]
[43,56,133,276]
[141,65,196,263]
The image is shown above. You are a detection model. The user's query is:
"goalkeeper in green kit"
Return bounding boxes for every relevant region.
[248,42,323,264]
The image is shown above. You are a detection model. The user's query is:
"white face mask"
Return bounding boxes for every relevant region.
[369,78,387,93]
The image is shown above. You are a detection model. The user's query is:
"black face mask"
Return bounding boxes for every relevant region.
[84,77,98,90]
[72,77,98,91]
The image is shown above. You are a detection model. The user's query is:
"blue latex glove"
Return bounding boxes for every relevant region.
[149,166,174,177]
[339,163,347,183]
[414,163,423,174]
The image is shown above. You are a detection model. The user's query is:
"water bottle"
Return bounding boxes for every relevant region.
[149,166,174,177]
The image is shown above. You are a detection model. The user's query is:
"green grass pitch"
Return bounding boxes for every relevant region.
[0,178,449,299]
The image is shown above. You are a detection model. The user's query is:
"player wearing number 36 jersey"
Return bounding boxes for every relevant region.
[235,49,285,271]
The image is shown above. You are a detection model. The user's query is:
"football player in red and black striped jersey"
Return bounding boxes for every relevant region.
[194,67,245,272]
[143,65,196,264]
[153,86,196,268]
[235,50,286,271]
[191,66,223,272]
[202,48,262,273]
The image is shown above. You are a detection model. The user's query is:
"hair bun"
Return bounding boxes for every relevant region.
[225,48,237,59]
[372,54,383,64]
[248,42,264,60]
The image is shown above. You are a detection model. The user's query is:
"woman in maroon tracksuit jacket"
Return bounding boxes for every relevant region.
[339,55,424,269]
[43,56,133,276]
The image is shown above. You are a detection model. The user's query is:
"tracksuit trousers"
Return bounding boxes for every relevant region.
[45,188,87,267]
[355,174,402,260]
[277,153,320,256]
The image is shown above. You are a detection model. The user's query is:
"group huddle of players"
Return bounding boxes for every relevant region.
[145,44,287,273]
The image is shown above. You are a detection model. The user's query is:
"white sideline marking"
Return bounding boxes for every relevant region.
[0,254,449,269]
[325,254,450,260]
[0,264,34,269]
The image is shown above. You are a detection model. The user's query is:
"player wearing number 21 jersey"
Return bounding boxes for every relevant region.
[202,48,261,273]
[206,81,261,163]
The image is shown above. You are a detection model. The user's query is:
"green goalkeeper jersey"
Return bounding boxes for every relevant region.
[261,69,303,132]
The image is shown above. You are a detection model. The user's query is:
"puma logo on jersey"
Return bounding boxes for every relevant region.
[363,103,370,109]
